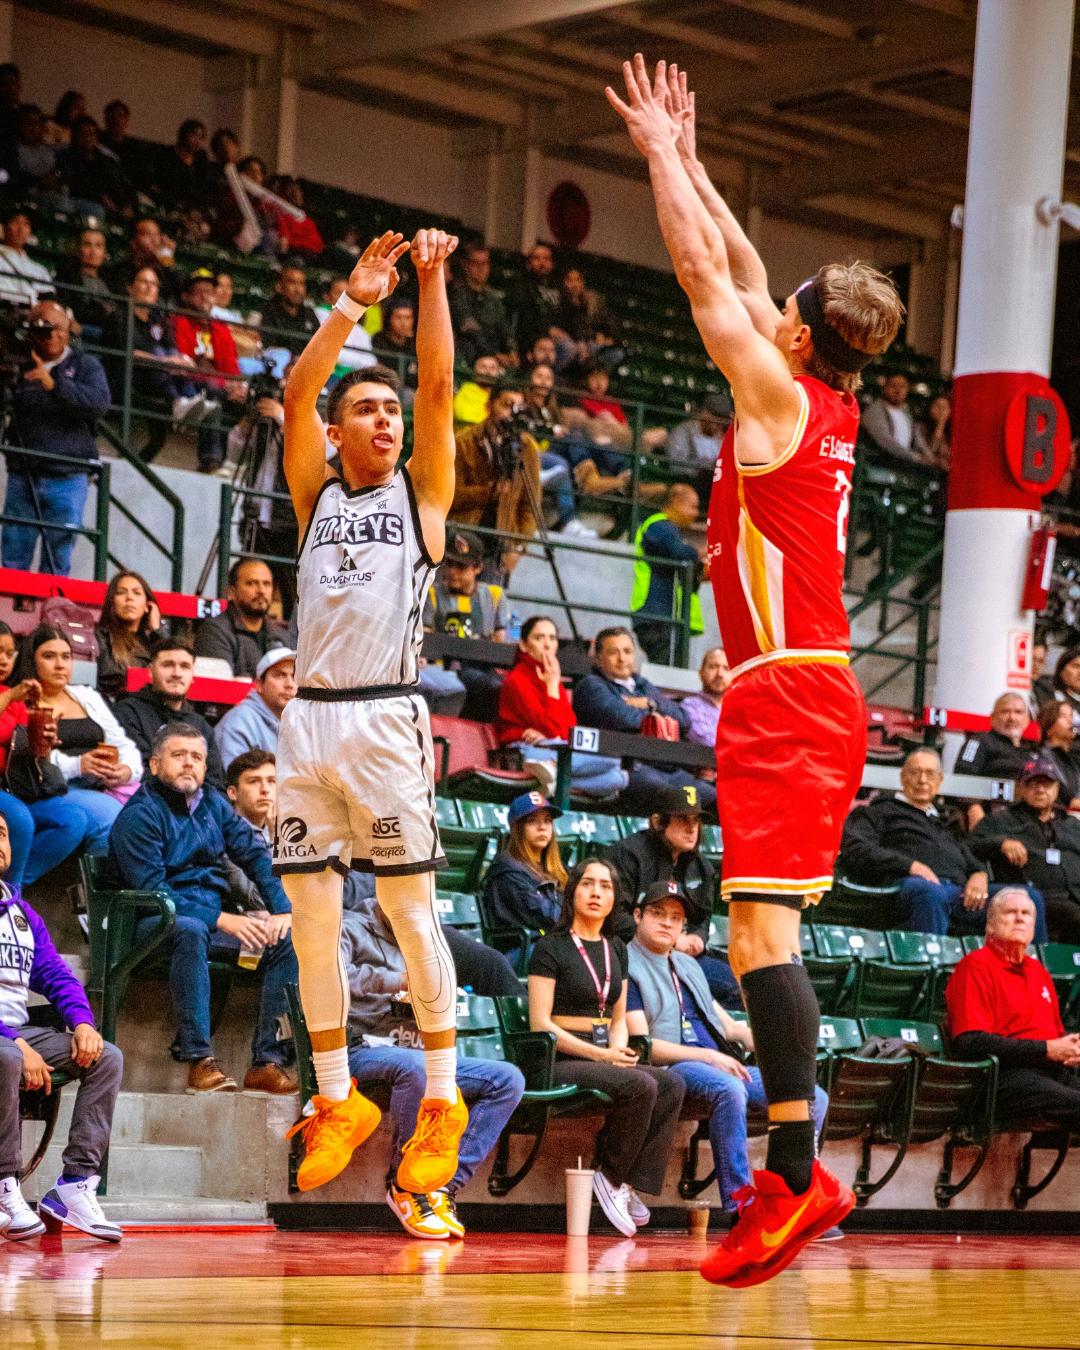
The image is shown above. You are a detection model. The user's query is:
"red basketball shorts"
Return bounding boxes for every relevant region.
[716,659,866,906]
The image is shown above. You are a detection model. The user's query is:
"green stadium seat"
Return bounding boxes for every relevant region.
[818,1016,865,1055]
[1038,944,1080,1031]
[434,797,462,828]
[815,877,904,930]
[885,931,964,1021]
[436,825,495,893]
[556,811,622,858]
[458,1034,506,1061]
[706,914,728,957]
[434,891,481,935]
[457,801,511,833]
[455,992,498,1035]
[851,960,933,1020]
[489,996,614,1195]
[812,925,889,962]
[618,816,648,837]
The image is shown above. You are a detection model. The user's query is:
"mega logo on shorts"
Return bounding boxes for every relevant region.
[274,815,317,860]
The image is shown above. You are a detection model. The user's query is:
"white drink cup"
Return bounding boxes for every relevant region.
[565,1166,595,1237]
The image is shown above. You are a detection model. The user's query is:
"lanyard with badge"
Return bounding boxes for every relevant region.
[669,958,700,1045]
[571,931,612,1046]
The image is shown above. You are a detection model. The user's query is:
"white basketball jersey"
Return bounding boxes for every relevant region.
[294,469,435,690]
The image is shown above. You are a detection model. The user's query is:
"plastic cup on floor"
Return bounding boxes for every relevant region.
[565,1166,595,1237]
[687,1202,711,1239]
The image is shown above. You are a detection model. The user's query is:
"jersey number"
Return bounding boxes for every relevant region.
[835,471,853,554]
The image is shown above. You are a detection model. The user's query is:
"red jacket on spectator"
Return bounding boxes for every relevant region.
[277,212,324,257]
[172,314,240,382]
[498,652,576,746]
[0,693,28,774]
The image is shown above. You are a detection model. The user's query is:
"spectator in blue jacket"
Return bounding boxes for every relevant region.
[215,647,296,765]
[0,816,123,1242]
[2,300,110,576]
[109,723,297,1096]
[482,791,567,965]
[572,626,716,815]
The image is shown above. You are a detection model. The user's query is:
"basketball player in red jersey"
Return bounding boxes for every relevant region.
[609,57,904,1286]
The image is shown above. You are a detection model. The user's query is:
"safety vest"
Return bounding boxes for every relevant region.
[631,512,704,635]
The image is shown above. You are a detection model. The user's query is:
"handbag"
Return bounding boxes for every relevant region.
[5,727,67,802]
[40,597,100,664]
[640,712,681,741]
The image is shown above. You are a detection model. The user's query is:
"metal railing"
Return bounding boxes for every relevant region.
[0,444,110,580]
[96,421,186,592]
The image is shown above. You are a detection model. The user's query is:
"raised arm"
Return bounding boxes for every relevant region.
[666,65,778,340]
[283,231,409,533]
[407,228,459,560]
[607,57,801,452]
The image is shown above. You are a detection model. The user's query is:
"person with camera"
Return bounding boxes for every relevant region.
[1,300,110,577]
[450,374,540,580]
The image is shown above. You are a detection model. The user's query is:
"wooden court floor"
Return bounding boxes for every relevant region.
[3,1228,1078,1349]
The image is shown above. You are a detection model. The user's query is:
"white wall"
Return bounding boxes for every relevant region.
[534,155,675,272]
[12,8,214,139]
[757,215,913,297]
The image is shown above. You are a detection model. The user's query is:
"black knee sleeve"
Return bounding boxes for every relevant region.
[740,960,819,1105]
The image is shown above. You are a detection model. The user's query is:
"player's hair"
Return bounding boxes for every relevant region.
[520,614,558,644]
[326,365,401,425]
[806,261,905,395]
[150,722,206,758]
[593,625,634,657]
[226,747,275,789]
[554,858,622,935]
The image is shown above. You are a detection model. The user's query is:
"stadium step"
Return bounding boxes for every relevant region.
[96,1197,269,1224]
[30,1142,204,1198]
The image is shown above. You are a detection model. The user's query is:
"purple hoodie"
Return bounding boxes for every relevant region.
[0,882,95,1038]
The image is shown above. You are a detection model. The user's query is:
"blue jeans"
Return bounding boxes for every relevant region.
[347,1045,525,1192]
[518,744,627,798]
[0,790,93,888]
[540,452,576,529]
[418,664,466,716]
[1,471,90,575]
[898,877,1048,943]
[627,762,717,816]
[64,786,123,854]
[673,1061,829,1209]
[137,913,298,1065]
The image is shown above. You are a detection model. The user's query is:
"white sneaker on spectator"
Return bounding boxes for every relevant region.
[559,518,598,539]
[0,1175,45,1240]
[172,393,210,425]
[625,1187,650,1227]
[592,1170,636,1238]
[39,1175,122,1243]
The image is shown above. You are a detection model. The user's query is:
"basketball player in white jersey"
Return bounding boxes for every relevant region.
[278,228,467,1195]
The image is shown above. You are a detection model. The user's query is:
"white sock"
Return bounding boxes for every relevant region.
[423,1047,457,1104]
[312,1047,351,1103]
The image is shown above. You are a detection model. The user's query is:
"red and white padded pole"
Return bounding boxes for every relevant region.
[932,0,1075,727]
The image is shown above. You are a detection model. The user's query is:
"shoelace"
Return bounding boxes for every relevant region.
[285,1099,350,1148]
[72,1182,108,1223]
[401,1102,456,1158]
[722,1185,761,1247]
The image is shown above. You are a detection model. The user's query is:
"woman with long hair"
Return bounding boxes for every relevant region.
[1054,646,1080,717]
[0,621,94,886]
[483,792,567,957]
[95,570,164,700]
[528,857,685,1238]
[14,625,141,846]
[498,615,626,799]
[1038,699,1080,807]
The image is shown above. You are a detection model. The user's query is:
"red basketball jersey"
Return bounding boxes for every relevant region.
[706,375,860,673]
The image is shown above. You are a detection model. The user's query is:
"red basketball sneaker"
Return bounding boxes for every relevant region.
[699,1161,854,1288]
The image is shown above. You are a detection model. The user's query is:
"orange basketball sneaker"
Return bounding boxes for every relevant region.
[700,1161,854,1288]
[286,1081,382,1192]
[395,1090,469,1193]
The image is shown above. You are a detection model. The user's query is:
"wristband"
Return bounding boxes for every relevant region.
[333,292,367,324]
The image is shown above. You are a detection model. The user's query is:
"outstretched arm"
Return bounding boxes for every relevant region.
[667,65,778,340]
[283,231,409,534]
[408,228,459,561]
[607,56,800,451]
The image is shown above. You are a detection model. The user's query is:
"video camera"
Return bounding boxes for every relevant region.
[491,405,533,479]
[244,355,285,419]
[0,302,51,377]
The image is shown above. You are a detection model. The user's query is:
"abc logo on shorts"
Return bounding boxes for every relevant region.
[372,816,402,838]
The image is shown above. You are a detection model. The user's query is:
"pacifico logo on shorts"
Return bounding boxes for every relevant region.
[275,816,317,860]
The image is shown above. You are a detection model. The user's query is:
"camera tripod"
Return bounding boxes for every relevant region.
[195,407,281,595]
[508,436,581,644]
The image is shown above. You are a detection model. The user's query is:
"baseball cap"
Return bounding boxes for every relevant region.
[184,266,215,288]
[1018,754,1063,784]
[638,878,706,927]
[255,646,296,679]
[443,528,484,565]
[507,790,562,826]
[653,784,703,817]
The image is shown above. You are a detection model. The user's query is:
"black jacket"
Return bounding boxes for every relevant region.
[954,730,1029,780]
[970,801,1080,901]
[193,605,296,679]
[839,795,982,885]
[603,828,713,942]
[114,686,225,789]
[482,852,561,934]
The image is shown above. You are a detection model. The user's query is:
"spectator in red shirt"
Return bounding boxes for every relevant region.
[172,267,244,472]
[270,177,324,257]
[498,615,626,800]
[946,886,1080,1129]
